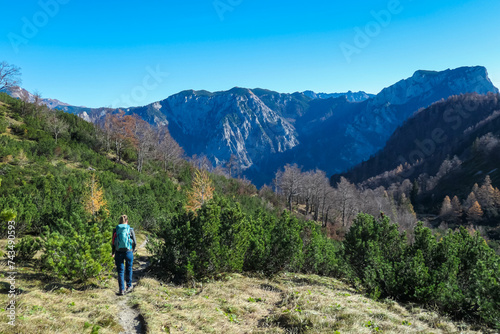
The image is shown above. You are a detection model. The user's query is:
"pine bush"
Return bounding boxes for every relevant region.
[40,214,113,280]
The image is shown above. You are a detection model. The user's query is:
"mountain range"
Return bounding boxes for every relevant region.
[302,90,375,102]
[6,66,499,186]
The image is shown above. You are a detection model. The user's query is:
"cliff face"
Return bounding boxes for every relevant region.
[157,89,300,169]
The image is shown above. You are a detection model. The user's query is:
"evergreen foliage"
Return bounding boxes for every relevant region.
[343,214,407,299]
[12,235,41,263]
[343,214,500,328]
[41,214,114,280]
[148,196,252,281]
[149,194,340,281]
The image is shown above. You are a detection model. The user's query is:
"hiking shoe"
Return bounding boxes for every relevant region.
[118,290,125,296]
[126,286,133,293]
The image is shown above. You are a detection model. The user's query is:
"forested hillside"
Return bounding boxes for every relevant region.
[0,92,499,332]
[333,93,500,246]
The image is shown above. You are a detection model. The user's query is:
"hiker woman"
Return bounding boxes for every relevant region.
[112,214,137,295]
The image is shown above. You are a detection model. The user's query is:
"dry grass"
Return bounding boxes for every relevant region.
[0,235,486,333]
[130,273,483,334]
[0,233,149,334]
[0,263,123,333]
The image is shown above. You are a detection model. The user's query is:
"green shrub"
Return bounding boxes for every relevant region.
[34,136,56,157]
[243,212,273,272]
[13,235,41,263]
[150,196,251,281]
[41,214,113,280]
[302,223,339,276]
[343,214,500,328]
[0,116,7,133]
[0,208,17,237]
[218,200,250,273]
[409,224,500,327]
[265,211,304,274]
[343,213,406,299]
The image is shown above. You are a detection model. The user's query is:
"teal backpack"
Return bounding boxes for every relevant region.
[115,224,132,250]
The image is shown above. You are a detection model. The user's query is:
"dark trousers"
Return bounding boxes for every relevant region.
[115,251,133,292]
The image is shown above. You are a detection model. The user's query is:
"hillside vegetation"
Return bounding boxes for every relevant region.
[0,92,499,332]
[0,246,486,334]
[334,93,500,247]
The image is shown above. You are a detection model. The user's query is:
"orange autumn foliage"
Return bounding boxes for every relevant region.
[185,169,215,213]
[82,172,109,217]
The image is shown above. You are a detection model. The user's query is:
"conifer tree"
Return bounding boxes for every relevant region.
[82,172,108,217]
[464,191,478,210]
[467,201,483,223]
[450,195,462,222]
[477,175,497,218]
[494,187,500,207]
[440,196,452,218]
[186,169,215,213]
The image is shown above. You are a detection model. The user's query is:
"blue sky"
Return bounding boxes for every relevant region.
[1,0,499,108]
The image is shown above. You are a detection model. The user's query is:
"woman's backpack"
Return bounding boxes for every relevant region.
[115,224,132,251]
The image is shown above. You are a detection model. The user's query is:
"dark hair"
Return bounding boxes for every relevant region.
[119,215,128,225]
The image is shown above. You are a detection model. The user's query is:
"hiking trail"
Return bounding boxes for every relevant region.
[116,237,149,334]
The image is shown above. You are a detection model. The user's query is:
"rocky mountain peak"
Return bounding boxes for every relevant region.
[372,66,498,107]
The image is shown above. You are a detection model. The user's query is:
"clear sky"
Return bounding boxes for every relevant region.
[1,0,499,108]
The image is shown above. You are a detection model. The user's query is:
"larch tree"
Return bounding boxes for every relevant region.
[185,169,215,213]
[494,187,500,208]
[467,201,484,224]
[440,196,452,218]
[464,191,478,211]
[82,172,108,217]
[477,175,497,217]
[472,183,480,196]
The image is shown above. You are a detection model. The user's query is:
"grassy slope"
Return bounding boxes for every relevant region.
[0,236,483,334]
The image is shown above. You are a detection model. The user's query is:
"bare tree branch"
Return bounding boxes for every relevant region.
[45,112,69,144]
[0,62,22,91]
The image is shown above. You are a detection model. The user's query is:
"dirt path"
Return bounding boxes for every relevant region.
[117,298,145,334]
[116,237,149,334]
